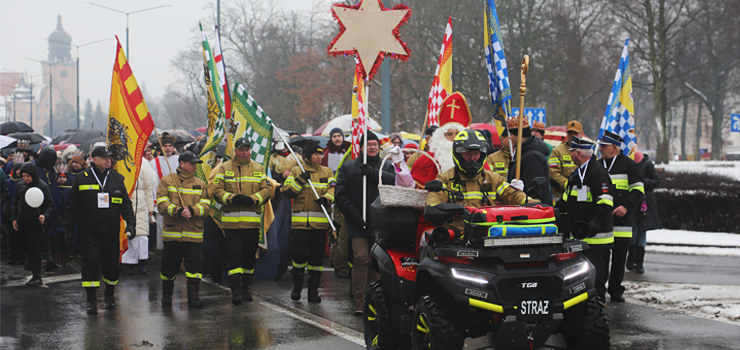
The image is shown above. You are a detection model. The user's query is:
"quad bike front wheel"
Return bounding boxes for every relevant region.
[559,297,610,350]
[363,281,408,350]
[411,295,463,350]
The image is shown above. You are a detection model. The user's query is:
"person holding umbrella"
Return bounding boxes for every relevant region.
[11,163,54,286]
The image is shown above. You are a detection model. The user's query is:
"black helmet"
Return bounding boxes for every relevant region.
[452,129,489,176]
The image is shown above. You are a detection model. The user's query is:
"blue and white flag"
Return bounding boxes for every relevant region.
[598,39,636,156]
[485,0,512,122]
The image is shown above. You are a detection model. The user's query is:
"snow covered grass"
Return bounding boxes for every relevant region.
[657,161,740,181]
[624,281,740,324]
[646,229,740,257]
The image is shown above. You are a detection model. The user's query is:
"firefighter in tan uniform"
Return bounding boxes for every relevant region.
[427,129,537,234]
[213,138,271,305]
[156,151,212,308]
[282,141,336,303]
[549,120,583,200]
[486,128,510,177]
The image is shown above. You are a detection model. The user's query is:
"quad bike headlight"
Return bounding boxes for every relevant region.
[558,261,589,281]
[451,268,495,285]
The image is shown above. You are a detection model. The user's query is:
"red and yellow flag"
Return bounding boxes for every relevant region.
[426,16,453,127]
[350,63,367,160]
[107,36,155,259]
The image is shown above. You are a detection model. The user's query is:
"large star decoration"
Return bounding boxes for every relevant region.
[327,0,412,81]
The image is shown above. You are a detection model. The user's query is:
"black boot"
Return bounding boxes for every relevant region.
[635,246,646,274]
[162,280,174,306]
[307,271,321,303]
[138,260,147,275]
[230,274,242,305]
[626,245,635,271]
[242,274,253,302]
[86,288,98,315]
[104,284,116,309]
[187,279,203,308]
[291,268,304,301]
[25,275,43,287]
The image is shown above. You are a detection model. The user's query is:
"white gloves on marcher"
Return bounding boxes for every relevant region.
[511,179,525,191]
[389,145,404,164]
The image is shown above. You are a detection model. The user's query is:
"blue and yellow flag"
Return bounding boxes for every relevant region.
[484,0,512,122]
[599,39,636,156]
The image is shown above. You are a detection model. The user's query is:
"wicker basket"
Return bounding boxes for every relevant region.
[377,149,440,210]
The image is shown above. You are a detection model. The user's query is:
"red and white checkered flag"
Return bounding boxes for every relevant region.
[426,17,453,127]
[351,64,367,159]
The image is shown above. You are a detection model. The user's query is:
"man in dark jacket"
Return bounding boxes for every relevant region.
[506,117,551,202]
[335,131,395,315]
[597,131,644,302]
[65,146,136,314]
[627,150,660,274]
[11,163,54,286]
[558,137,614,301]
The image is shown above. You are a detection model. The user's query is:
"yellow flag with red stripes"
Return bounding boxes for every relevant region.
[107,36,155,259]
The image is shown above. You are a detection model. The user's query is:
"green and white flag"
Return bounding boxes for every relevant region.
[197,22,227,181]
[232,81,274,168]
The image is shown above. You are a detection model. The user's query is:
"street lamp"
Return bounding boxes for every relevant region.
[48,38,111,128]
[84,3,172,60]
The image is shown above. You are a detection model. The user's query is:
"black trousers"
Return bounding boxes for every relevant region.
[80,230,121,288]
[608,238,630,296]
[290,229,326,272]
[582,247,610,300]
[23,221,44,275]
[161,241,202,280]
[224,228,260,276]
[8,225,26,261]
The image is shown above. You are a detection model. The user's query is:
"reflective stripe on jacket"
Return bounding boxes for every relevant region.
[486,147,510,176]
[282,161,335,230]
[213,157,271,230]
[602,154,645,239]
[156,167,210,242]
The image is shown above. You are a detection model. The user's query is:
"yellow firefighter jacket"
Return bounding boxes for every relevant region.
[213,157,271,230]
[427,168,536,233]
[486,147,511,177]
[156,167,211,242]
[549,142,577,199]
[282,161,336,230]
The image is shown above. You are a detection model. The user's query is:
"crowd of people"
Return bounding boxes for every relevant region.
[0,92,661,316]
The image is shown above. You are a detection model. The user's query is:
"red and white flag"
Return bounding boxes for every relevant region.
[213,26,231,121]
[426,17,453,127]
[351,63,367,159]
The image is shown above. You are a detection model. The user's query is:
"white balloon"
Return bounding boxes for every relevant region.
[25,187,44,208]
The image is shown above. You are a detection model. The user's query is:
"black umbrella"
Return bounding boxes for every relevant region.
[52,129,81,144]
[288,135,329,150]
[79,137,107,155]
[7,132,47,144]
[1,143,41,157]
[0,121,34,135]
[149,130,196,145]
[66,129,105,144]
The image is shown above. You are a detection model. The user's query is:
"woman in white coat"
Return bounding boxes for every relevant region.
[122,159,156,274]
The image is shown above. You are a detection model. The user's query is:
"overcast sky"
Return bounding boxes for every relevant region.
[1,0,334,110]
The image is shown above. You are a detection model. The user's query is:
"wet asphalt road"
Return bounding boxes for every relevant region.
[1,252,739,349]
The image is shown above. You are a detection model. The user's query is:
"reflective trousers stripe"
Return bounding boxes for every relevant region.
[307,265,323,271]
[102,277,118,286]
[161,273,177,281]
[82,281,100,288]
[583,231,614,245]
[228,268,254,276]
[185,272,202,279]
[614,226,632,238]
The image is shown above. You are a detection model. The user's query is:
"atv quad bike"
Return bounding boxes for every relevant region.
[364,180,609,350]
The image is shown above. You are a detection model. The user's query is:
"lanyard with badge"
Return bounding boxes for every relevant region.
[577,159,590,202]
[91,168,110,209]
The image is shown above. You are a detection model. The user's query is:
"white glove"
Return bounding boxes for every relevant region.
[511,179,524,191]
[389,145,404,164]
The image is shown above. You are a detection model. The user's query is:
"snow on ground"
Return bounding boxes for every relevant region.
[656,160,740,180]
[624,282,740,324]
[646,229,740,257]
[647,245,740,257]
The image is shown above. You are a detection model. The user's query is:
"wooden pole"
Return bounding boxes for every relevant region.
[514,55,529,180]
[153,128,185,205]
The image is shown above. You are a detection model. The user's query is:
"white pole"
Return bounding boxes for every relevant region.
[362,83,369,223]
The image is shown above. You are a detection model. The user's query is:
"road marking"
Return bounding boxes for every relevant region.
[202,279,364,346]
[2,274,80,288]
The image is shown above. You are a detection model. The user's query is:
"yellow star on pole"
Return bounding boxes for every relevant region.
[328,0,411,80]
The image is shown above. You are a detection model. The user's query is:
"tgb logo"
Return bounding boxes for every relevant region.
[521,282,538,288]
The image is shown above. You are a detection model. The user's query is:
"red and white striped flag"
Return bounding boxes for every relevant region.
[426,17,453,127]
[351,63,367,159]
[213,26,231,121]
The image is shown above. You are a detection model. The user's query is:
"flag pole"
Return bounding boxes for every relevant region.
[514,55,529,181]
[362,83,369,224]
[270,121,336,232]
[153,127,185,205]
